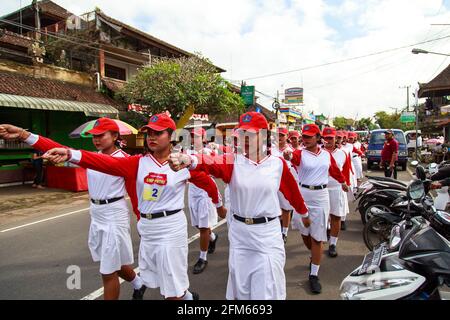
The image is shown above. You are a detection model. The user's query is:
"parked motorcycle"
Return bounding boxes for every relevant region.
[340,180,450,300]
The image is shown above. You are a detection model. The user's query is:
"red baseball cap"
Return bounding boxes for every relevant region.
[140,113,176,132]
[336,130,344,138]
[277,127,288,135]
[87,118,119,135]
[191,127,206,137]
[349,132,358,138]
[288,130,300,139]
[342,131,349,138]
[322,127,337,138]
[302,124,321,137]
[238,112,268,132]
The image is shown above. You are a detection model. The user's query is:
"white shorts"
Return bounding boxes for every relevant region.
[226,215,286,300]
[296,188,330,242]
[189,195,218,229]
[328,187,347,217]
[137,211,189,298]
[88,199,133,275]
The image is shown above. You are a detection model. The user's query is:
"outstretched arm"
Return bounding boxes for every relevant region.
[43,148,140,181]
[278,158,308,217]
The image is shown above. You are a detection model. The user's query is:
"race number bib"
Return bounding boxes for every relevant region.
[143,172,168,202]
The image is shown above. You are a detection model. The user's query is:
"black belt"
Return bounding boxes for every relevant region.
[300,184,327,190]
[233,214,277,225]
[90,196,124,205]
[140,209,182,220]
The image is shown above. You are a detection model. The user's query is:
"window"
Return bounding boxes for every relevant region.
[105,64,126,81]
[370,131,406,144]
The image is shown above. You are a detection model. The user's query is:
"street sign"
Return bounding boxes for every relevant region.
[282,97,303,104]
[285,87,303,97]
[400,112,416,123]
[241,86,255,106]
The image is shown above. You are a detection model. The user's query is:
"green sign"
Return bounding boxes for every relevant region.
[400,112,416,123]
[241,86,255,106]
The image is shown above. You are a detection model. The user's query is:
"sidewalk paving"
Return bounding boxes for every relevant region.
[0,184,88,226]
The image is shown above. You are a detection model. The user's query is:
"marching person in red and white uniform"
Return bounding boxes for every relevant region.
[37,114,226,300]
[340,130,360,230]
[348,132,364,182]
[288,130,302,150]
[0,119,145,300]
[271,127,294,243]
[169,111,310,300]
[322,127,352,258]
[186,128,220,274]
[284,123,348,294]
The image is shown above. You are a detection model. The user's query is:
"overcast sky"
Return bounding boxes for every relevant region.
[3,0,450,120]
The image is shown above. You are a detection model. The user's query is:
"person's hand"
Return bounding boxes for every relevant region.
[217,206,227,219]
[302,216,311,228]
[431,181,443,190]
[168,153,192,171]
[42,148,70,164]
[342,183,350,192]
[283,149,293,161]
[389,163,395,169]
[379,163,384,169]
[0,124,29,140]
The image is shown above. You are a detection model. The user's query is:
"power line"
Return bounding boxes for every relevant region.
[241,32,450,81]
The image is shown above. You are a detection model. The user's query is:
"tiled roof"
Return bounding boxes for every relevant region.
[0,71,120,108]
[419,64,450,98]
[38,0,73,19]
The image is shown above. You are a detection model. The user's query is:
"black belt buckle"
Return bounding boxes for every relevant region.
[92,199,101,205]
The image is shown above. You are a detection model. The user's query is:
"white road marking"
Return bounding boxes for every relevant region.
[0,208,89,233]
[80,218,228,300]
[0,197,131,233]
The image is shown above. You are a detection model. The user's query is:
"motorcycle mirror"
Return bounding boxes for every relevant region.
[407,180,425,201]
[411,160,419,167]
[430,163,437,169]
[415,165,426,181]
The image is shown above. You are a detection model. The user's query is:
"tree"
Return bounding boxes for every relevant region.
[333,116,353,129]
[356,117,377,130]
[374,111,415,131]
[118,56,245,126]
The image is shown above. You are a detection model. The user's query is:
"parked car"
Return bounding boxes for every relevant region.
[405,130,422,157]
[366,129,408,171]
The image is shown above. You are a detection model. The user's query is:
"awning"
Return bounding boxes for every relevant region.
[0,93,119,117]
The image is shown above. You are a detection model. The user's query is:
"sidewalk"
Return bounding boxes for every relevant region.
[0,184,89,226]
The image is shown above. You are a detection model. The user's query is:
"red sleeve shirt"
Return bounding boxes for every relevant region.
[381,138,399,162]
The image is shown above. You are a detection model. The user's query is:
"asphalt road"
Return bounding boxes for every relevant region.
[0,166,413,300]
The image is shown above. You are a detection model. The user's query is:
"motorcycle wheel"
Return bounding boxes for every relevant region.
[363,216,393,251]
[362,204,391,224]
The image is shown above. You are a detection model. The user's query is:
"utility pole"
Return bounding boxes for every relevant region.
[414,88,419,161]
[399,85,410,111]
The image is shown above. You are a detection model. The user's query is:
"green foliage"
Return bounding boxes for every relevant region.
[374,111,415,131]
[118,56,245,121]
[355,117,377,130]
[333,116,353,129]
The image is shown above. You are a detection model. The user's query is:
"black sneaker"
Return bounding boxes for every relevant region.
[132,285,147,300]
[192,291,200,300]
[193,258,208,274]
[309,275,322,294]
[282,234,288,244]
[341,221,347,231]
[328,244,338,258]
[208,234,219,254]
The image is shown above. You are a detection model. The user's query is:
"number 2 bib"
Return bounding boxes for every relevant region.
[143,172,168,202]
